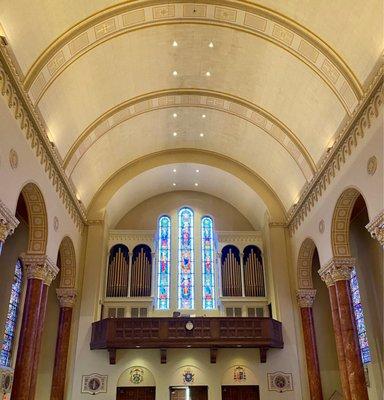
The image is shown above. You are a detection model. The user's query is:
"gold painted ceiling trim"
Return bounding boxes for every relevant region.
[23,0,362,114]
[87,147,287,222]
[63,89,316,181]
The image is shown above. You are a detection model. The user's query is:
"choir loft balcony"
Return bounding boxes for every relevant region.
[90,316,283,365]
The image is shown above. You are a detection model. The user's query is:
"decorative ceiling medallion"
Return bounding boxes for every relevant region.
[129,367,144,385]
[0,367,13,394]
[81,373,107,395]
[367,156,377,176]
[319,219,325,233]
[53,216,59,232]
[9,149,18,170]
[233,366,247,382]
[267,371,293,392]
[182,368,195,384]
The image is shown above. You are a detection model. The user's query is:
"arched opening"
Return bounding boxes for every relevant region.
[221,245,242,297]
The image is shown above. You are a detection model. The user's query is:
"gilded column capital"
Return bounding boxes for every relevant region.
[318,257,355,284]
[21,254,59,286]
[56,288,77,308]
[296,289,317,308]
[0,199,19,244]
[366,210,384,246]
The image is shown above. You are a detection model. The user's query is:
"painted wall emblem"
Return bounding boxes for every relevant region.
[129,367,144,384]
[267,371,293,392]
[182,368,195,384]
[233,366,247,382]
[81,373,107,395]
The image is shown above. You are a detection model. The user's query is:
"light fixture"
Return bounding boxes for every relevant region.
[205,71,211,77]
[135,345,140,348]
[172,70,178,76]
[173,113,178,118]
[173,132,178,137]
[202,114,206,118]
[194,182,199,187]
[208,41,214,48]
[199,133,204,137]
[173,168,177,173]
[173,182,177,186]
[195,169,200,173]
[172,40,178,47]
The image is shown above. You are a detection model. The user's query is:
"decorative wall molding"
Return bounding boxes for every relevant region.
[267,371,293,392]
[296,288,316,308]
[56,288,78,308]
[0,199,19,243]
[109,229,156,248]
[0,44,86,230]
[0,366,13,395]
[21,253,59,286]
[81,373,107,395]
[296,238,316,289]
[366,209,384,246]
[288,69,383,235]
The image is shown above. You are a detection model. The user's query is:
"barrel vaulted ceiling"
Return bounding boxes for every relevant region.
[0,0,382,225]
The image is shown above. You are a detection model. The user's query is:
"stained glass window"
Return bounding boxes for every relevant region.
[178,208,194,309]
[201,216,215,309]
[157,216,171,310]
[0,259,23,367]
[350,268,371,364]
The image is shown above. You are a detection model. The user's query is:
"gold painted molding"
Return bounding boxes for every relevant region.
[23,0,362,114]
[288,67,383,235]
[0,44,86,229]
[63,89,316,180]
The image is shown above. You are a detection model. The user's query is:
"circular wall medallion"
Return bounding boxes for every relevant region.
[319,219,325,234]
[9,149,18,170]
[367,156,377,176]
[53,216,59,232]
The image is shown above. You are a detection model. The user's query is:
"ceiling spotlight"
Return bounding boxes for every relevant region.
[172,70,178,76]
[172,40,178,47]
[194,182,199,187]
[173,168,177,173]
[209,41,214,48]
[205,71,211,77]
[195,169,200,173]
[173,182,177,186]
[173,113,178,118]
[199,133,204,137]
[173,132,178,137]
[202,114,206,118]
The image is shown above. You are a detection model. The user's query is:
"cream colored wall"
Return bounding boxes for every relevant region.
[115,191,254,231]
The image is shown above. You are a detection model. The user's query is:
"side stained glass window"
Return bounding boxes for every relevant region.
[0,259,23,367]
[157,216,171,310]
[350,268,371,364]
[178,208,194,309]
[202,216,215,310]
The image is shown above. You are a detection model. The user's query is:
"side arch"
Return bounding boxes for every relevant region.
[58,236,77,288]
[297,238,317,289]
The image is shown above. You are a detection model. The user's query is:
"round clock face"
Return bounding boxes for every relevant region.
[185,321,194,331]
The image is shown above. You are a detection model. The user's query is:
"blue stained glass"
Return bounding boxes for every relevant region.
[350,268,371,364]
[157,216,171,310]
[178,208,194,309]
[1,260,23,367]
[201,216,216,310]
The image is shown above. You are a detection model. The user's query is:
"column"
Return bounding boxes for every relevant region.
[296,289,323,400]
[0,199,19,255]
[50,288,77,400]
[366,210,384,246]
[11,254,58,400]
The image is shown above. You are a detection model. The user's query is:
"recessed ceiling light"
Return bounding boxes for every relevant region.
[200,133,204,137]
[173,132,178,137]
[209,41,214,48]
[196,169,200,173]
[194,182,199,187]
[173,168,177,173]
[205,71,211,77]
[172,70,178,76]
[202,114,206,118]
[173,113,178,118]
[172,40,178,47]
[173,182,177,186]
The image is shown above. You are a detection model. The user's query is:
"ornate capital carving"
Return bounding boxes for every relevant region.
[56,288,77,308]
[296,289,317,308]
[318,257,355,284]
[366,210,384,246]
[21,254,59,286]
[0,200,19,243]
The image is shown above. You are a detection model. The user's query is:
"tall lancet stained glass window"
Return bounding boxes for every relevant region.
[157,216,171,310]
[202,216,215,309]
[0,259,23,367]
[178,208,194,309]
[350,267,371,364]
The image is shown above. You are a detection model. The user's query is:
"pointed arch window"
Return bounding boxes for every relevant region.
[157,216,171,310]
[0,259,23,367]
[201,216,216,309]
[350,268,371,364]
[178,208,194,310]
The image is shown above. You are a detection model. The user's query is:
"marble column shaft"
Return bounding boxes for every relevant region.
[297,289,323,400]
[11,254,58,400]
[50,288,77,400]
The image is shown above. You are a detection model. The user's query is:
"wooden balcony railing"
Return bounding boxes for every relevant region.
[90,317,283,364]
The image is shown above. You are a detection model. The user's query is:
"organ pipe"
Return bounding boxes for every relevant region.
[106,245,129,297]
[130,245,152,297]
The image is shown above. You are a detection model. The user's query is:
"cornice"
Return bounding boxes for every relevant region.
[288,67,383,235]
[0,44,87,230]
